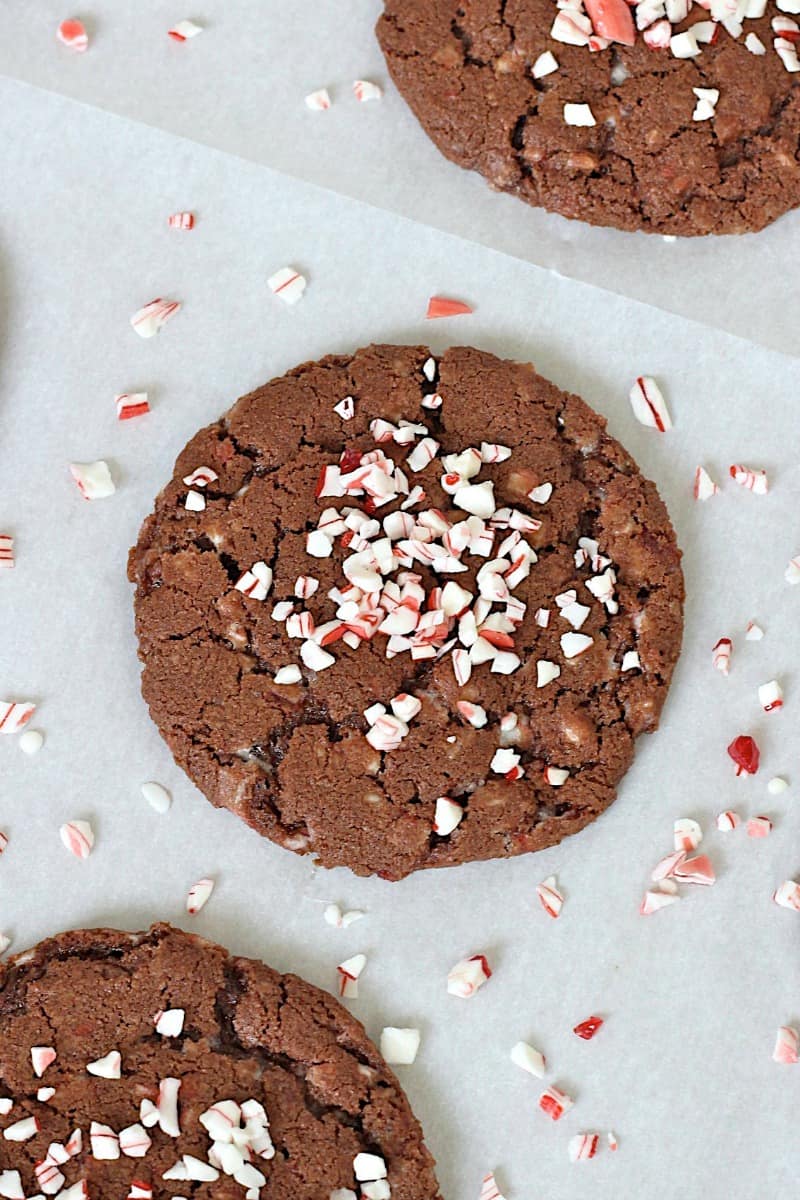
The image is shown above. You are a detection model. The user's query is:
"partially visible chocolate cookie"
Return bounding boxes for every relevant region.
[0,923,441,1199]
[376,0,800,235]
[129,345,683,880]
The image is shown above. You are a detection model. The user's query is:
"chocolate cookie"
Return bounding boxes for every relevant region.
[0,922,440,1199]
[376,0,800,235]
[129,345,683,880]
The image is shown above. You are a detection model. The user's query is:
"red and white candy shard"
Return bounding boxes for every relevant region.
[57,18,88,50]
[380,1027,421,1064]
[352,80,382,102]
[447,953,492,998]
[154,1008,185,1037]
[629,376,672,431]
[694,466,719,500]
[640,889,679,915]
[652,850,687,881]
[119,1124,152,1158]
[268,266,306,305]
[182,466,218,488]
[90,1121,120,1160]
[745,620,764,641]
[186,876,215,914]
[3,1116,39,1142]
[729,464,768,494]
[772,1026,799,1064]
[607,1130,619,1151]
[536,875,564,918]
[568,1133,600,1161]
[337,954,367,998]
[510,1040,546,1077]
[167,211,195,230]
[433,796,463,836]
[538,1084,574,1121]
[87,1049,121,1079]
[747,816,772,838]
[31,1046,56,1077]
[0,701,35,734]
[0,534,14,569]
[426,296,473,319]
[59,820,94,859]
[116,392,150,420]
[479,1171,507,1200]
[774,880,800,911]
[673,854,715,885]
[156,1077,182,1137]
[130,298,180,338]
[168,20,203,40]
[712,637,732,675]
[70,460,115,500]
[674,817,702,852]
[235,561,273,601]
[758,679,783,712]
[333,396,355,420]
[716,810,740,831]
[305,89,331,110]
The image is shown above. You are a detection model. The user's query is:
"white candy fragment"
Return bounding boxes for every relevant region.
[130,298,180,338]
[692,86,719,120]
[300,640,335,671]
[745,31,766,51]
[454,481,495,518]
[533,51,559,76]
[184,489,205,512]
[186,877,215,914]
[433,796,463,836]
[674,818,702,852]
[119,1123,151,1157]
[69,461,115,500]
[629,377,672,431]
[786,555,800,585]
[235,561,273,600]
[380,1027,421,1064]
[563,102,596,126]
[773,880,800,910]
[758,679,783,712]
[59,820,94,859]
[87,1050,121,1079]
[155,1009,185,1037]
[640,889,680,915]
[621,650,641,671]
[354,1154,387,1181]
[268,267,306,305]
[772,1026,799,1063]
[536,876,564,918]
[337,954,367,998]
[671,29,700,55]
[305,88,331,110]
[510,1040,546,1078]
[323,904,365,929]
[141,781,171,814]
[693,466,719,500]
[168,20,203,40]
[31,1047,56,1077]
[560,632,593,659]
[353,80,383,102]
[90,1121,120,1160]
[537,660,561,688]
[274,664,302,685]
[447,954,492,998]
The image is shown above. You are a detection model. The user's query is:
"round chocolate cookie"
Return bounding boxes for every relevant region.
[129,345,684,880]
[0,922,440,1199]
[376,0,800,235]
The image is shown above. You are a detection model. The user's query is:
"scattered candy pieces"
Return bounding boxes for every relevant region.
[57,18,88,51]
[747,816,772,838]
[716,810,740,831]
[536,875,564,918]
[510,1040,546,1078]
[693,466,719,500]
[141,781,171,814]
[130,298,180,338]
[447,954,492,998]
[352,80,382,102]
[674,817,702,852]
[538,1084,574,1121]
[773,879,800,911]
[59,820,94,860]
[712,637,732,675]
[116,392,150,420]
[568,1132,600,1161]
[629,376,672,431]
[186,877,214,915]
[425,296,473,319]
[768,776,788,795]
[728,734,760,776]
[380,1027,420,1065]
[167,212,195,230]
[306,88,332,110]
[573,1015,604,1040]
[673,853,715,886]
[0,534,13,569]
[87,1051,121,1080]
[69,461,115,500]
[168,20,203,41]
[758,679,783,712]
[772,1026,798,1064]
[0,702,36,734]
[268,267,306,305]
[323,904,365,929]
[337,953,367,999]
[729,464,768,494]
[31,1047,56,1078]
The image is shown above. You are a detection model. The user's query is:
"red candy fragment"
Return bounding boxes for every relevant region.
[425,296,473,320]
[573,1015,604,1040]
[584,0,635,44]
[727,735,760,776]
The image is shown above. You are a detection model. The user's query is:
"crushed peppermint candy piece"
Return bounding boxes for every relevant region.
[785,555,800,585]
[3,1117,39,1142]
[537,660,561,688]
[539,1084,574,1120]
[621,650,641,671]
[156,1077,181,1137]
[155,1008,185,1037]
[425,296,473,319]
[31,1047,57,1077]
[510,1040,546,1077]
[729,464,768,494]
[337,953,367,998]
[747,815,772,838]
[563,101,596,126]
[0,935,10,956]
[768,776,788,795]
[694,466,719,500]
[536,875,564,918]
[745,30,766,51]
[268,267,306,305]
[305,88,332,110]
[573,1015,604,1040]
[380,1027,421,1064]
[274,665,302,685]
[186,876,215,914]
[479,1172,507,1200]
[629,376,672,431]
[640,889,679,915]
[36,1086,55,1101]
[235,561,273,601]
[167,211,195,230]
[728,734,759,776]
[141,781,171,814]
[334,396,355,420]
[182,466,218,488]
[116,392,150,420]
[673,853,715,885]
[353,80,383,102]
[87,1050,121,1079]
[130,298,180,338]
[716,810,740,831]
[0,533,13,569]
[758,679,783,712]
[184,489,205,512]
[433,796,464,836]
[561,631,593,658]
[323,904,365,929]
[533,50,560,76]
[59,820,94,859]
[119,1124,151,1157]
[674,817,702,852]
[585,0,635,42]
[70,460,115,500]
[652,850,687,881]
[0,701,36,734]
[772,1026,799,1064]
[774,880,800,910]
[57,18,88,50]
[168,20,203,40]
[447,954,492,998]
[544,765,569,786]
[692,86,719,120]
[568,1132,600,1161]
[712,637,732,675]
[745,620,764,640]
